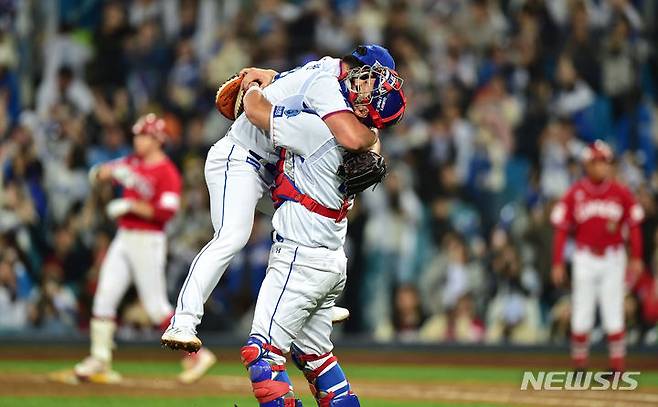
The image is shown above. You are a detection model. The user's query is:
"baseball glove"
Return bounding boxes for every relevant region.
[337,151,387,196]
[215,74,244,120]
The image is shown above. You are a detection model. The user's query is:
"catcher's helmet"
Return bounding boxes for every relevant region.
[582,140,613,163]
[132,113,168,143]
[351,44,396,70]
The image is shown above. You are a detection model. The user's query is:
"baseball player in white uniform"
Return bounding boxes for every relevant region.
[236,66,405,406]
[162,45,403,352]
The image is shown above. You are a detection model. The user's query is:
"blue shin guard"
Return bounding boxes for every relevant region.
[241,337,302,407]
[291,345,360,406]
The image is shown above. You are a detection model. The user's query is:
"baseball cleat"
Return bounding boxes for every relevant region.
[161,325,202,353]
[73,356,122,384]
[48,369,81,385]
[178,347,217,384]
[331,306,350,324]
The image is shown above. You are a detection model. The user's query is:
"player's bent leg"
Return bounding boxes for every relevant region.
[75,236,131,382]
[291,345,360,407]
[241,336,302,407]
[167,143,265,341]
[130,231,173,325]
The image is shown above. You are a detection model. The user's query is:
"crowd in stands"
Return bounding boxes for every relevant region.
[1,0,658,345]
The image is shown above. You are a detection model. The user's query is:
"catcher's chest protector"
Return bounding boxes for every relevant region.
[272,148,349,222]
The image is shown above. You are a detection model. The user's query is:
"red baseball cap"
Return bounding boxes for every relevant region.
[582,140,613,163]
[132,113,167,143]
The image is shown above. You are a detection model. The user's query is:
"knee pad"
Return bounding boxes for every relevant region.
[290,345,356,406]
[241,336,300,406]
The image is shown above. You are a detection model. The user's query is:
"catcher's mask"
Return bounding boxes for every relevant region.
[341,65,404,108]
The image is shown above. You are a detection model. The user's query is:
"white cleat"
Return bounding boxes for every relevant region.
[178,347,217,384]
[73,356,122,384]
[161,325,202,353]
[331,306,350,324]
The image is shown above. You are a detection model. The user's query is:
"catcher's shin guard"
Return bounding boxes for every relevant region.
[291,345,360,407]
[241,336,302,407]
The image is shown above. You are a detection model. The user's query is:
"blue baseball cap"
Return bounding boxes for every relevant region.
[351,44,396,70]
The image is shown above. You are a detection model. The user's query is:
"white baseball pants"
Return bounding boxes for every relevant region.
[250,239,347,363]
[571,246,626,334]
[93,229,171,324]
[171,136,270,330]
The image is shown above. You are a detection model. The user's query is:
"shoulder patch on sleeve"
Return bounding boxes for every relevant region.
[273,105,285,118]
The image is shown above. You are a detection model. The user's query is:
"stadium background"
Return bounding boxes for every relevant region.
[1,0,658,406]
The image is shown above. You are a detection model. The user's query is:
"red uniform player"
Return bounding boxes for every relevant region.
[71,114,215,384]
[551,140,644,372]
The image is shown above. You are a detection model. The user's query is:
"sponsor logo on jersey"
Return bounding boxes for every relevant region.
[574,200,623,223]
[284,109,301,118]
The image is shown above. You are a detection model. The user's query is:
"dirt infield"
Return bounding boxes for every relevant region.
[2,345,658,406]
[2,372,658,407]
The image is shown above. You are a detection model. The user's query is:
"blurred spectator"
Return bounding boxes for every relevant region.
[87,124,130,167]
[0,27,19,132]
[485,235,542,344]
[552,55,595,139]
[27,273,77,334]
[0,246,31,331]
[36,66,94,118]
[392,284,427,342]
[361,170,422,340]
[88,1,131,89]
[419,232,485,317]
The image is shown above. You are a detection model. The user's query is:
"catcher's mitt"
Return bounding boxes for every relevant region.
[337,151,387,196]
[215,74,244,120]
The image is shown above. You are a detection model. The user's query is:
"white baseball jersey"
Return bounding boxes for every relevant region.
[270,108,352,250]
[227,57,352,163]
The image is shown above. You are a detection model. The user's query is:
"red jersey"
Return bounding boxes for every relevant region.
[551,178,643,264]
[108,155,182,232]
